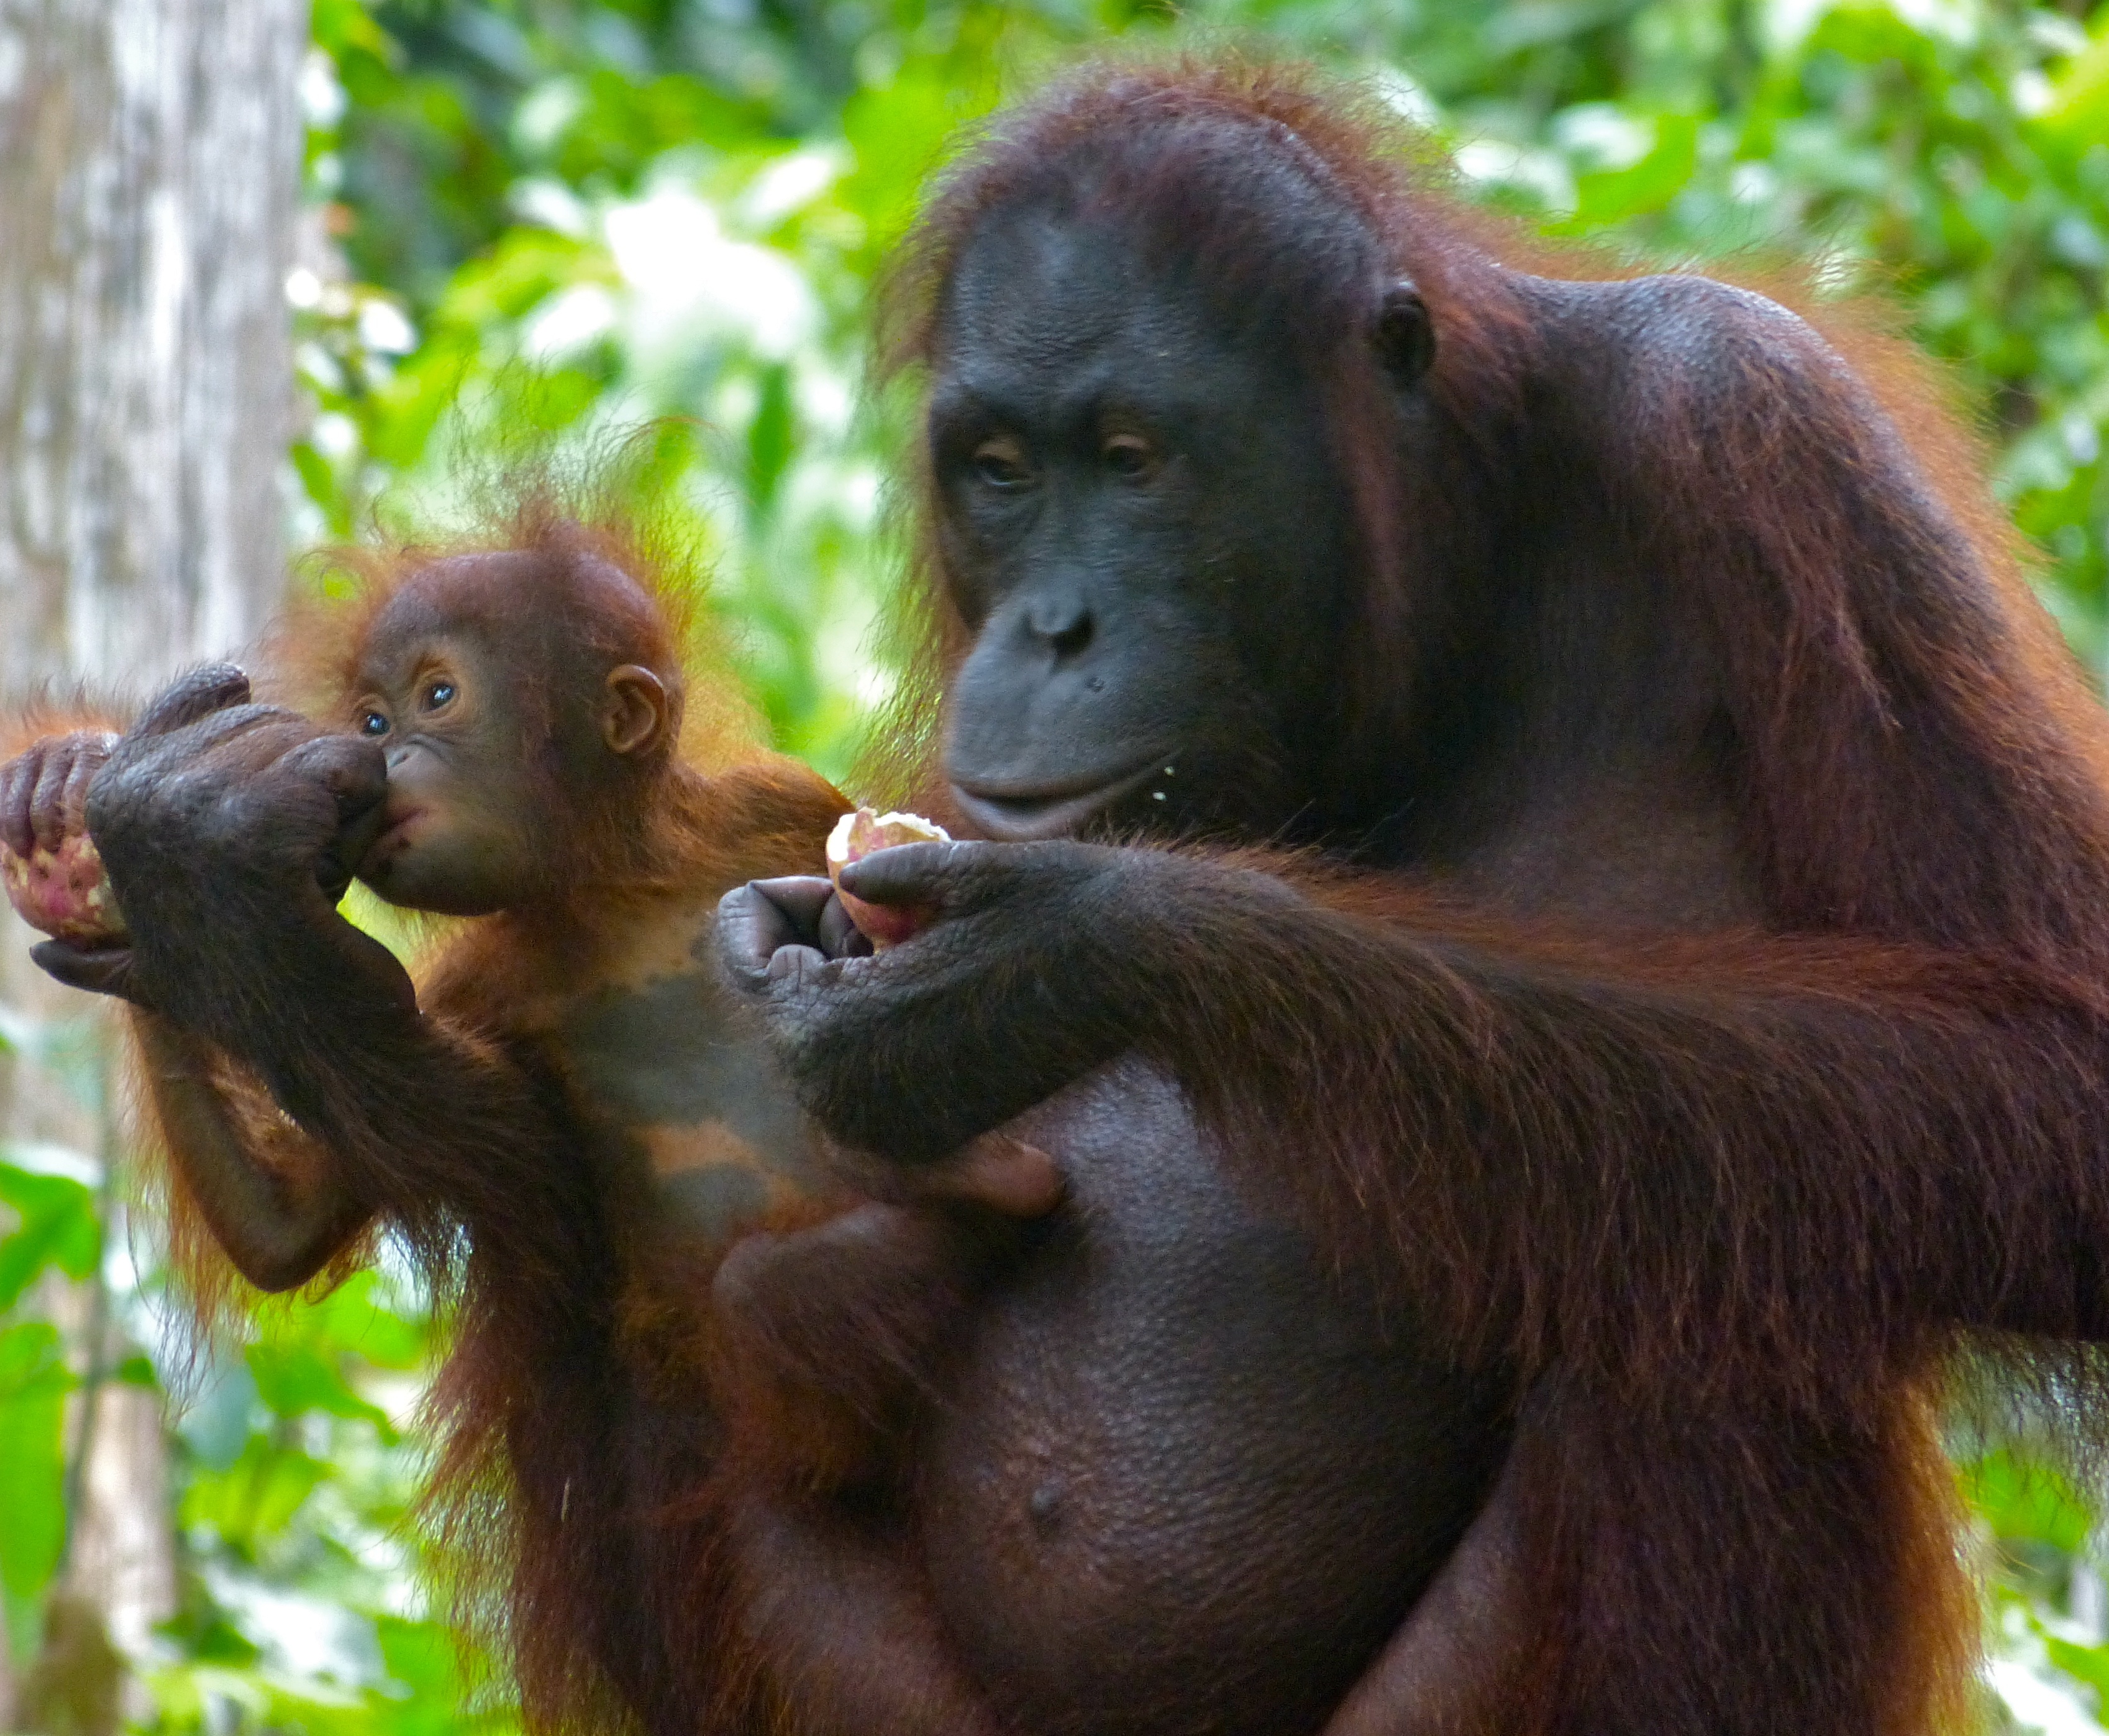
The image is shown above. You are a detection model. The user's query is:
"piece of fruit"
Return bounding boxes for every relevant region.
[826,808,950,948]
[2,831,127,944]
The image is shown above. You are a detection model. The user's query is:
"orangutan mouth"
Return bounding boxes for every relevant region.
[950,755,1175,842]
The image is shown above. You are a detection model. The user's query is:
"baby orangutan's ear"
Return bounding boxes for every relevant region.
[602,665,671,758]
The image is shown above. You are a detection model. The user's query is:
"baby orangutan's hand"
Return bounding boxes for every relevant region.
[826,1128,1066,1220]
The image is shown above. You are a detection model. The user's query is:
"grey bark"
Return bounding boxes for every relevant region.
[0,0,306,691]
[0,0,309,1719]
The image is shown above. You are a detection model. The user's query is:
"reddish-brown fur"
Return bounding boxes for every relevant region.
[11,504,882,1735]
[843,54,2109,1735]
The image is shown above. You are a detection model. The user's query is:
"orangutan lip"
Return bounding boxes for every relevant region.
[950,757,1173,842]
[357,808,426,877]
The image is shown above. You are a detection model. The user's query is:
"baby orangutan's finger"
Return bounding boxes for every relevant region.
[0,743,42,858]
[58,737,115,842]
[926,1133,1067,1218]
[819,1131,1067,1220]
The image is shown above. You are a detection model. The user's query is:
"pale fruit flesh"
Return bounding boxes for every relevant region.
[2,831,127,945]
[825,809,950,948]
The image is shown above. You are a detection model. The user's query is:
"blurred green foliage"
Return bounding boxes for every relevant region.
[7,0,2109,1729]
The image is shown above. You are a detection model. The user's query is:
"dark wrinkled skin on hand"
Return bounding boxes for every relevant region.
[718,840,1145,1163]
[0,730,118,860]
[33,664,405,1047]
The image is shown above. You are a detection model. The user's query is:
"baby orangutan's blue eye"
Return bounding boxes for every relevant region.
[358,711,389,737]
[425,681,456,710]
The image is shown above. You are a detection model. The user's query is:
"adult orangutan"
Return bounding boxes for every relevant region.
[715,55,2109,1736]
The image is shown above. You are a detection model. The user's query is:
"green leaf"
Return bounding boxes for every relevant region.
[431,230,609,332]
[841,67,993,260]
[295,1268,432,1371]
[2043,1629,2109,1701]
[311,0,393,65]
[1561,113,1699,230]
[376,1613,517,1736]
[747,363,795,518]
[180,1436,331,1546]
[0,1322,73,1630]
[1960,1448,2093,1553]
[2039,26,2109,159]
[246,1341,393,1434]
[0,1162,99,1312]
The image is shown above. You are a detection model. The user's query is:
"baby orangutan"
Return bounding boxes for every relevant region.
[1,515,1055,1735]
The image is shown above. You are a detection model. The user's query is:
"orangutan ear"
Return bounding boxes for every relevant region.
[1373,279,1436,389]
[602,665,671,758]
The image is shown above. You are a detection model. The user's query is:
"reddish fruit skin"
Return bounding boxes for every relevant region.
[2,832,127,944]
[834,891,925,949]
[826,808,949,950]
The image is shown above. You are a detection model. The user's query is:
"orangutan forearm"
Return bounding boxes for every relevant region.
[1123,858,2109,1396]
[132,1012,370,1291]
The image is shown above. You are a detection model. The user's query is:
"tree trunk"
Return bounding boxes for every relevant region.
[0,0,303,690]
[0,0,307,1720]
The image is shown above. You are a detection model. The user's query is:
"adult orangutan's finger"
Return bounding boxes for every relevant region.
[763,943,831,987]
[278,734,388,821]
[132,664,252,737]
[752,876,837,929]
[816,893,873,960]
[747,877,836,949]
[718,879,830,974]
[831,840,965,910]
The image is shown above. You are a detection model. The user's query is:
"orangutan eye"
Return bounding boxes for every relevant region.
[358,710,389,737]
[971,437,1030,488]
[423,680,457,711]
[1103,434,1155,478]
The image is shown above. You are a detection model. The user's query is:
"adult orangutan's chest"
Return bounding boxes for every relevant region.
[513,898,821,1242]
[915,1061,1511,1736]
